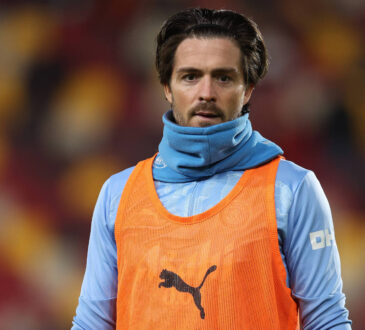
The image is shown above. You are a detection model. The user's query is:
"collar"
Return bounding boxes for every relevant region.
[152,110,283,183]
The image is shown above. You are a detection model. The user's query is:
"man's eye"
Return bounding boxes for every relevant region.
[219,75,231,82]
[183,74,196,81]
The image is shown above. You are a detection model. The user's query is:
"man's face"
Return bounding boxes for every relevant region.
[164,37,253,127]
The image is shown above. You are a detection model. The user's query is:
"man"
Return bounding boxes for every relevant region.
[72,8,351,329]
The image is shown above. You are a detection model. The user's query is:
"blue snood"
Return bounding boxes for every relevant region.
[152,110,283,183]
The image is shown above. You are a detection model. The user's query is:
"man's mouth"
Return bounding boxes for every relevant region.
[194,111,220,118]
[188,105,224,126]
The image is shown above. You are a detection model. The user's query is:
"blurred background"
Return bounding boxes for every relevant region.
[0,0,363,329]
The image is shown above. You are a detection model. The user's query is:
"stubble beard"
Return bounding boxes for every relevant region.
[170,98,227,127]
[171,106,188,126]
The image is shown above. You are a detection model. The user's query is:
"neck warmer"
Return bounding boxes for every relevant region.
[152,110,283,183]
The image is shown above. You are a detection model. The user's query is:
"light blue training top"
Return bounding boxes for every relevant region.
[72,113,351,329]
[72,160,351,330]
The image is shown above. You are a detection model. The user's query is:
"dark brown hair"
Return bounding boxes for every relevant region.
[156,8,269,87]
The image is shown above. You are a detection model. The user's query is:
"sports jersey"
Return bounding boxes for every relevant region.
[114,156,298,329]
[72,112,351,329]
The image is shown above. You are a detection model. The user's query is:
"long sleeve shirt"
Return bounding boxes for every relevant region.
[72,158,351,329]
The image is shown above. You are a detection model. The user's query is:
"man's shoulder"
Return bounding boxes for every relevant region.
[277,159,314,192]
[109,166,136,182]
[103,166,136,200]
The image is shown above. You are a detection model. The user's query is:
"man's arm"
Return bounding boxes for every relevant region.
[283,170,351,329]
[72,167,134,329]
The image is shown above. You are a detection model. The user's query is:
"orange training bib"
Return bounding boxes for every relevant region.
[114,156,298,329]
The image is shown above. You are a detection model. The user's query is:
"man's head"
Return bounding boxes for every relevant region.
[155,8,269,127]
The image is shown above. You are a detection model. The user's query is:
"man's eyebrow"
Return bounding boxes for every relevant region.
[175,67,201,74]
[212,68,240,75]
[175,67,239,74]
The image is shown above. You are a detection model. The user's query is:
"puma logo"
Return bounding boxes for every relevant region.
[158,265,217,319]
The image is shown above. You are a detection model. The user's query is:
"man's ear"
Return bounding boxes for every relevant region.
[163,84,173,104]
[243,85,254,105]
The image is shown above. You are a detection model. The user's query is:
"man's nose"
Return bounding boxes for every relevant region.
[198,77,216,102]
